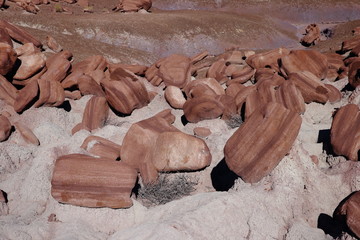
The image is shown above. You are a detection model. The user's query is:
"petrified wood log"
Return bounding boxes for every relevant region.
[348,59,360,88]
[0,43,17,76]
[288,71,329,103]
[206,59,228,84]
[280,50,328,79]
[300,24,320,46]
[0,28,13,47]
[246,48,290,72]
[0,20,42,48]
[0,75,18,106]
[157,54,191,89]
[101,68,150,115]
[13,79,39,113]
[224,102,302,183]
[14,53,46,80]
[183,95,224,123]
[0,115,11,142]
[51,154,137,208]
[151,131,211,171]
[72,96,109,134]
[14,122,39,145]
[334,191,360,238]
[113,0,152,12]
[331,104,360,161]
[81,136,121,160]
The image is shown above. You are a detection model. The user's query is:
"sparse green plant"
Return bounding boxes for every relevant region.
[54,3,63,13]
[225,114,243,129]
[137,173,198,207]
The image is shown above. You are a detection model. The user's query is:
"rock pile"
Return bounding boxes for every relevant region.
[1,19,360,235]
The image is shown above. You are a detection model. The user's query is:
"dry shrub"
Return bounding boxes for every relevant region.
[225,114,243,129]
[137,173,198,207]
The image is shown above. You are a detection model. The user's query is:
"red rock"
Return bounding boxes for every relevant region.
[300,24,320,46]
[108,63,148,76]
[0,20,42,48]
[324,53,345,71]
[72,96,109,134]
[225,82,245,98]
[34,78,64,107]
[0,43,17,76]
[341,35,360,52]
[234,85,256,112]
[334,191,360,238]
[226,65,255,85]
[246,48,290,72]
[72,55,107,74]
[14,53,46,80]
[64,90,81,100]
[0,75,18,106]
[101,68,150,115]
[13,80,39,113]
[224,102,302,183]
[218,94,237,120]
[288,71,329,103]
[164,85,186,109]
[184,78,224,98]
[0,115,11,142]
[0,28,13,47]
[183,95,224,123]
[41,52,71,82]
[331,104,360,161]
[348,59,360,88]
[46,35,63,53]
[15,43,40,56]
[113,0,152,12]
[254,68,276,83]
[158,54,192,89]
[353,27,360,36]
[145,63,162,86]
[61,71,84,89]
[281,50,328,79]
[78,74,105,97]
[14,122,39,145]
[324,84,342,103]
[51,154,137,208]
[206,59,228,84]
[193,127,211,137]
[151,131,211,171]
[190,50,208,64]
[81,136,121,160]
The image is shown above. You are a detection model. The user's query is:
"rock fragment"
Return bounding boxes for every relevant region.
[300,24,320,46]
[331,104,360,161]
[51,154,137,208]
[14,122,39,145]
[81,136,121,160]
[224,102,301,183]
[14,52,46,80]
[193,127,211,138]
[0,74,18,106]
[246,48,290,72]
[0,20,42,48]
[46,35,63,53]
[164,85,186,109]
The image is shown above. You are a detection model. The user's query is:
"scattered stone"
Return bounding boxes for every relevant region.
[0,114,11,142]
[341,35,360,52]
[224,102,301,183]
[164,85,186,109]
[80,135,121,160]
[51,154,138,208]
[34,78,65,107]
[334,191,360,238]
[348,59,360,88]
[0,28,13,47]
[0,74,18,106]
[14,122,39,145]
[331,104,360,161]
[193,127,211,137]
[301,24,320,46]
[46,35,62,53]
[78,74,105,97]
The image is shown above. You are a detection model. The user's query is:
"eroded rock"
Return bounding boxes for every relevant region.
[81,135,121,160]
[0,43,17,76]
[301,24,320,46]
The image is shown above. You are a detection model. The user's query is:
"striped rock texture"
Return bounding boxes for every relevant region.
[51,154,137,208]
[224,102,302,183]
[331,104,360,161]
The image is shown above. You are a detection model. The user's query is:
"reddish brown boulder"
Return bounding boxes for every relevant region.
[13,80,39,113]
[183,95,224,123]
[0,28,13,47]
[0,74,18,106]
[288,71,329,103]
[61,71,84,89]
[348,59,360,88]
[14,53,46,80]
[72,96,109,134]
[0,20,42,48]
[193,127,211,138]
[64,90,81,100]
[78,74,105,97]
[101,68,150,115]
[34,78,64,107]
[15,43,40,57]
[225,82,245,98]
[81,136,121,160]
[108,63,148,76]
[164,85,186,109]
[41,52,71,83]
[145,63,162,86]
[0,43,17,76]
[157,54,191,89]
[334,191,360,238]
[226,65,255,85]
[151,131,211,171]
[113,0,152,12]
[184,78,224,98]
[281,50,328,79]
[341,35,360,52]
[0,115,11,142]
[224,102,301,183]
[246,48,290,72]
[14,122,39,145]
[72,55,107,74]
[51,154,137,208]
[331,104,360,161]
[300,24,320,46]
[46,35,63,53]
[206,59,228,84]
[324,84,342,103]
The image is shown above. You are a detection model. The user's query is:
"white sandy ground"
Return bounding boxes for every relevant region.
[0,76,359,240]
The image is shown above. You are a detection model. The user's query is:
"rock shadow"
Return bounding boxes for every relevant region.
[317,129,334,154]
[211,158,238,191]
[57,100,71,112]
